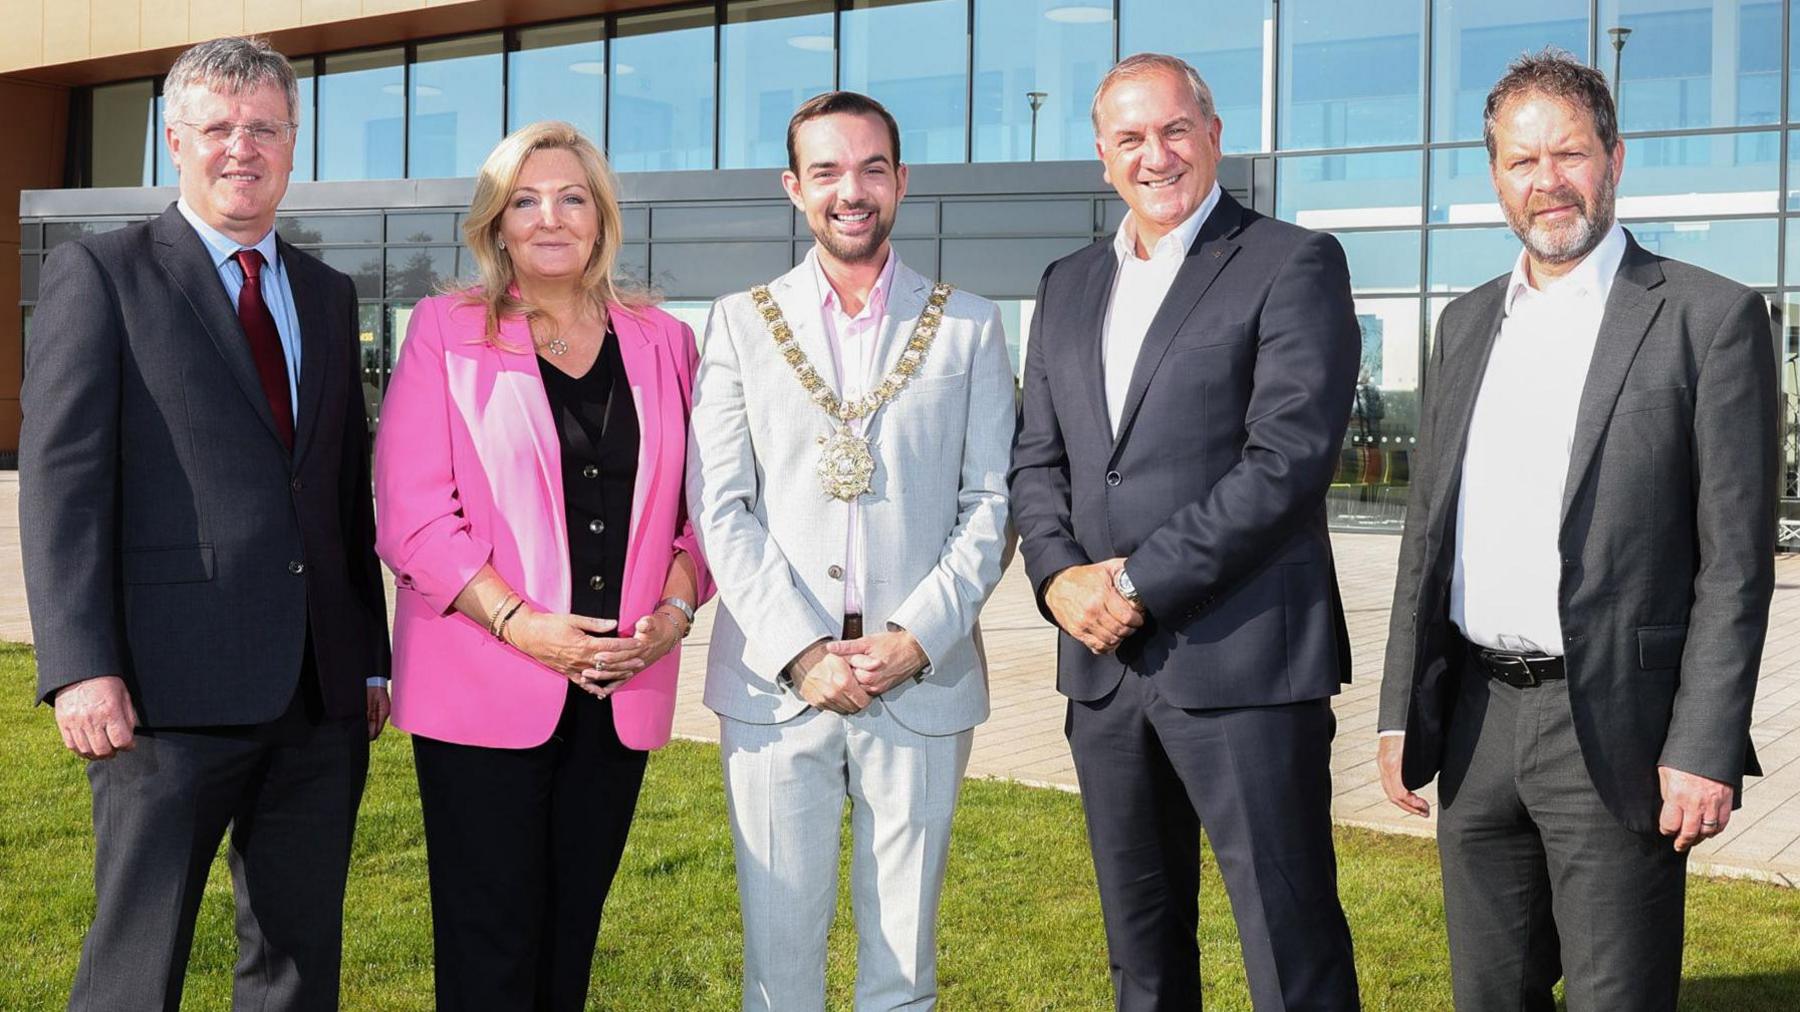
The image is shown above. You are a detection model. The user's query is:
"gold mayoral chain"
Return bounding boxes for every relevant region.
[749,280,955,502]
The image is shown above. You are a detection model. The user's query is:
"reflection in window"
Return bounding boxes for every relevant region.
[291,61,316,182]
[722,0,835,169]
[318,49,404,180]
[1280,0,1421,150]
[153,92,175,186]
[1334,230,1420,294]
[315,247,385,299]
[511,21,606,145]
[386,246,459,298]
[1602,0,1781,132]
[1776,296,1800,515]
[411,35,503,179]
[358,303,383,432]
[92,80,155,187]
[1330,296,1421,530]
[612,7,717,172]
[1121,0,1269,154]
[1427,226,1519,292]
[842,0,969,164]
[972,0,1113,163]
[1431,0,1587,143]
[1277,150,1422,229]
[1625,217,1777,287]
[1619,131,1779,217]
[1429,146,1501,224]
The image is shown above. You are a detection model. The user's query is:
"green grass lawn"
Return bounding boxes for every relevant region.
[3,639,1797,1010]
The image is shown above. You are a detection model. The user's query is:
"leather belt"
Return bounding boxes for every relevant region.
[1471,645,1566,688]
[842,613,863,640]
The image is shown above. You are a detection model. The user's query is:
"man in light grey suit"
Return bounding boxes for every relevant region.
[1379,52,1777,1011]
[687,91,1014,1012]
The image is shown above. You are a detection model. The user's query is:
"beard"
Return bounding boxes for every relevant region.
[1503,167,1617,266]
[813,200,894,264]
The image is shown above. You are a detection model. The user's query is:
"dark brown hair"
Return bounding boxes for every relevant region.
[786,91,902,175]
[1483,48,1620,161]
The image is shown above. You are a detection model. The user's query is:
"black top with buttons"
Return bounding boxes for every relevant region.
[537,332,638,622]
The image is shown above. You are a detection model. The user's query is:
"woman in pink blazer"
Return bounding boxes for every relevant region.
[373,121,712,1011]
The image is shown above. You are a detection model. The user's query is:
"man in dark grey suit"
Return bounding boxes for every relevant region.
[19,37,390,1011]
[1010,53,1360,1010]
[1379,52,1777,1012]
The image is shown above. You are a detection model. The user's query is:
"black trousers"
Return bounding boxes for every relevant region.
[1437,668,1687,1012]
[412,684,649,1012]
[1067,672,1360,1012]
[70,667,369,1012]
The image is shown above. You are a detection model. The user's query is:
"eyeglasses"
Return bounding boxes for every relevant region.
[178,120,297,148]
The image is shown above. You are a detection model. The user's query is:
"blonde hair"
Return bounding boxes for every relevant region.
[458,120,651,346]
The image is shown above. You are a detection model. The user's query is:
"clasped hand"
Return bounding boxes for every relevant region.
[507,608,683,700]
[1046,558,1144,654]
[787,629,927,714]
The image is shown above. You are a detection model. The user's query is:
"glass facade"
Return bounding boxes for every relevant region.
[51,1,1800,535]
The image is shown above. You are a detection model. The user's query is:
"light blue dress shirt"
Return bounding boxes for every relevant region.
[176,199,303,420]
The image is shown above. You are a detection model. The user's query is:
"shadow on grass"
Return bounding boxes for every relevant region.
[1680,968,1800,1009]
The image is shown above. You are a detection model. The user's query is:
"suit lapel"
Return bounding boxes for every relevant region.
[609,306,662,560]
[1111,194,1246,454]
[280,238,332,467]
[1074,247,1119,440]
[1426,279,1509,548]
[152,206,288,451]
[873,260,930,382]
[1560,238,1665,523]
[496,314,568,575]
[768,263,836,406]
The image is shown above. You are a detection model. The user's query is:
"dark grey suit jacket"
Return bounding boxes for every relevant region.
[1010,192,1358,707]
[20,204,390,726]
[1380,232,1778,834]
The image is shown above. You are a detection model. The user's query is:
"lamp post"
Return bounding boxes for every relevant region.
[1608,26,1633,110]
[1027,91,1048,161]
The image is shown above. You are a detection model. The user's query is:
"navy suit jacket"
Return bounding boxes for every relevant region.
[1009,191,1359,708]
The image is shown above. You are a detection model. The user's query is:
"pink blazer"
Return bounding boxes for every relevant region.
[374,293,713,750]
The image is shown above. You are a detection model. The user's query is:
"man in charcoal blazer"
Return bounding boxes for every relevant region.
[1009,54,1360,1010]
[1378,52,1777,1011]
[19,38,388,1011]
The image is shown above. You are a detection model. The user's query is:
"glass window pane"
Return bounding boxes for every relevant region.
[153,92,176,186]
[1603,0,1781,131]
[315,246,385,299]
[1280,0,1421,149]
[386,246,459,298]
[1429,145,1502,224]
[410,35,503,179]
[91,80,155,187]
[1277,150,1421,229]
[1627,217,1776,287]
[358,303,383,432]
[1618,131,1779,217]
[1334,229,1421,294]
[275,213,383,245]
[992,298,1034,377]
[1427,226,1519,292]
[510,20,606,142]
[1778,294,1799,506]
[319,49,405,181]
[1431,1,1588,143]
[612,7,717,172]
[722,0,835,169]
[972,0,1113,163]
[291,60,316,183]
[1329,296,1421,531]
[842,0,969,164]
[1121,0,1270,154]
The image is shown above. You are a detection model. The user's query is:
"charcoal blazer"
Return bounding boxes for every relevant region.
[21,203,390,726]
[1010,191,1358,706]
[1380,232,1778,834]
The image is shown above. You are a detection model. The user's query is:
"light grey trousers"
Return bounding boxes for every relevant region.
[719,705,973,1012]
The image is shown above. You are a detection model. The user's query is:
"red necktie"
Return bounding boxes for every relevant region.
[234,249,295,451]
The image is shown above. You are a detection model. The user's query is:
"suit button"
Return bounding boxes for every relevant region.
[828,565,844,580]
[288,561,305,575]
[1105,470,1122,487]
[290,477,304,492]
[582,464,600,479]
[589,575,606,591]
[588,519,605,534]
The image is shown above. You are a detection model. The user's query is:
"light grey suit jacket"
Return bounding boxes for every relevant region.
[688,255,1016,736]
[1380,232,1778,834]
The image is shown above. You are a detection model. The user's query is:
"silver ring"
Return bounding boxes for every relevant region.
[1701,819,1721,828]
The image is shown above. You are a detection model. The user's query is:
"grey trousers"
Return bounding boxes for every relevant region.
[1437,672,1687,1012]
[719,705,972,1012]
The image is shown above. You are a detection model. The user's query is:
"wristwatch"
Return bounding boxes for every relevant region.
[1114,566,1142,606]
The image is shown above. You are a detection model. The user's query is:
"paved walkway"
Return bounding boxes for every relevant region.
[4,473,1796,885]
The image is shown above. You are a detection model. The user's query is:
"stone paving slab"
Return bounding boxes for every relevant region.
[4,472,1795,884]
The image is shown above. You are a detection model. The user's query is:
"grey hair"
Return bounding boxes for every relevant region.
[1483,48,1619,161]
[162,36,300,126]
[1091,53,1217,132]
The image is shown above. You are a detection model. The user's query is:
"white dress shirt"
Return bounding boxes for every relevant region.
[1451,222,1628,656]
[809,246,898,617]
[1101,183,1221,436]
